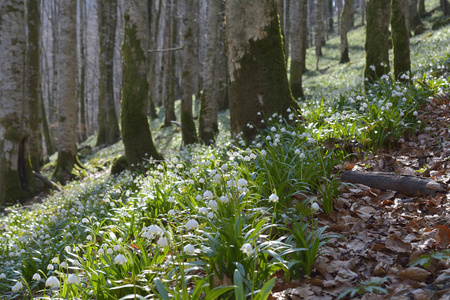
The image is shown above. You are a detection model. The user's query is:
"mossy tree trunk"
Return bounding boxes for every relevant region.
[216,12,229,112]
[78,0,88,142]
[27,0,42,171]
[96,0,121,147]
[441,0,450,16]
[121,0,163,167]
[226,0,298,140]
[391,0,411,81]
[163,0,177,128]
[53,0,79,184]
[199,0,221,145]
[364,0,391,89]
[418,0,425,16]
[289,0,308,99]
[340,0,353,64]
[180,0,198,145]
[41,94,55,156]
[408,0,423,31]
[315,0,324,68]
[147,0,159,120]
[0,0,35,204]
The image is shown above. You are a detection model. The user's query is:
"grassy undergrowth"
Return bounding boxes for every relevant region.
[1,12,449,300]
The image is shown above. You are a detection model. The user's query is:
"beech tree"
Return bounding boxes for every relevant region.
[53,0,79,184]
[364,0,390,88]
[225,0,298,139]
[0,0,35,203]
[96,0,121,146]
[121,0,163,166]
[340,0,353,64]
[391,0,411,81]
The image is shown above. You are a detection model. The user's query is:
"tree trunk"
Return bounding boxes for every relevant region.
[181,0,198,145]
[364,0,390,88]
[53,0,79,184]
[337,0,343,34]
[199,0,221,144]
[418,0,425,16]
[361,0,366,25]
[122,0,163,166]
[41,93,55,157]
[340,0,352,63]
[96,0,121,146]
[147,0,159,119]
[315,0,324,69]
[0,0,35,204]
[163,0,177,127]
[408,0,422,30]
[328,0,334,33]
[78,0,87,142]
[27,0,42,171]
[226,0,298,140]
[391,0,411,81]
[289,0,308,99]
[216,6,229,112]
[441,0,450,16]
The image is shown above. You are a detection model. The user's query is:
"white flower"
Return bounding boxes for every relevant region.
[167,196,176,203]
[195,195,202,201]
[46,276,60,288]
[67,274,80,284]
[157,237,169,247]
[98,248,105,255]
[199,178,205,183]
[168,209,176,215]
[31,273,41,281]
[203,190,213,199]
[185,219,199,230]
[241,243,253,256]
[271,126,276,132]
[107,248,113,255]
[294,149,300,155]
[60,262,67,268]
[269,194,279,203]
[237,178,248,187]
[86,235,93,241]
[219,195,229,203]
[114,254,127,265]
[312,202,320,212]
[47,264,54,270]
[261,149,267,156]
[12,281,23,292]
[82,218,89,223]
[207,212,214,219]
[369,65,375,71]
[147,225,163,237]
[113,245,122,251]
[183,244,195,255]
[299,153,306,159]
[198,207,208,214]
[51,257,59,264]
[413,111,418,117]
[213,174,221,184]
[208,200,218,209]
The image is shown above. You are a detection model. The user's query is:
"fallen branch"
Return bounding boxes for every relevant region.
[33,171,62,192]
[148,44,184,53]
[340,171,447,196]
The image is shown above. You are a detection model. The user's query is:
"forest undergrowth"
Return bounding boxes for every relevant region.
[1,21,450,300]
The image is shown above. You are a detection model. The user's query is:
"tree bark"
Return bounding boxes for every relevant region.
[226,0,298,140]
[27,0,42,171]
[289,0,308,99]
[364,0,390,89]
[391,0,411,81]
[78,0,87,142]
[180,0,198,145]
[315,0,324,68]
[121,0,163,166]
[199,0,221,144]
[441,0,450,16]
[163,0,177,127]
[53,0,79,184]
[418,0,425,16]
[96,0,121,146]
[340,0,352,64]
[0,0,35,204]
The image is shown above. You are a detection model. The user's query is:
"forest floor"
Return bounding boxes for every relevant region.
[272,94,450,299]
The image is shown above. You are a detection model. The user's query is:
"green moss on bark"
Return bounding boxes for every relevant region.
[364,0,391,89]
[289,60,304,99]
[229,2,298,140]
[0,168,29,205]
[121,14,163,166]
[53,150,77,184]
[391,0,411,82]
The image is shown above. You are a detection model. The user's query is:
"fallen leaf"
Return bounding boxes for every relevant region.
[398,267,431,282]
[385,233,411,254]
[435,225,450,248]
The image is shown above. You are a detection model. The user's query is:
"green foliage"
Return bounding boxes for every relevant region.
[337,277,388,299]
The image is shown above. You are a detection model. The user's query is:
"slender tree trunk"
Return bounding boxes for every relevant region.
[337,0,343,34]
[163,0,177,127]
[226,0,298,140]
[27,0,42,171]
[199,0,220,144]
[147,0,159,119]
[216,6,229,112]
[0,0,35,203]
[181,0,198,145]
[418,0,425,16]
[361,0,365,25]
[441,0,450,16]
[289,0,308,99]
[122,0,163,166]
[408,0,423,31]
[328,0,334,33]
[50,0,59,145]
[41,94,55,156]
[315,0,324,69]
[364,0,390,89]
[391,0,411,81]
[53,0,79,184]
[78,0,87,142]
[340,0,352,63]
[96,0,121,146]
[168,0,178,122]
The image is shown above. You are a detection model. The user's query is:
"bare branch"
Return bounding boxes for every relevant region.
[148,44,184,53]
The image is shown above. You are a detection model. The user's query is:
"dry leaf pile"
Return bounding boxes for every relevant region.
[272,95,450,299]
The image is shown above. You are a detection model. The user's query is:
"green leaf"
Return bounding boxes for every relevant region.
[233,269,245,300]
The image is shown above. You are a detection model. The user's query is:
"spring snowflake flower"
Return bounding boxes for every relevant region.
[199,178,205,183]
[86,235,93,241]
[147,225,163,237]
[241,243,253,256]
[198,207,208,214]
[67,274,80,284]
[294,149,301,155]
[312,202,320,212]
[32,273,41,281]
[195,194,202,201]
[369,65,375,71]
[213,174,221,184]
[60,262,67,268]
[185,219,199,230]
[261,149,267,156]
[46,276,60,288]
[47,264,54,271]
[269,194,279,203]
[113,245,122,251]
[114,254,127,265]
[12,281,23,292]
[219,195,229,203]
[183,244,195,255]
[157,237,169,247]
[208,200,218,209]
[203,190,213,199]
[82,218,89,224]
[98,248,105,255]
[207,212,214,219]
[107,248,113,255]
[237,178,248,187]
[413,111,418,117]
